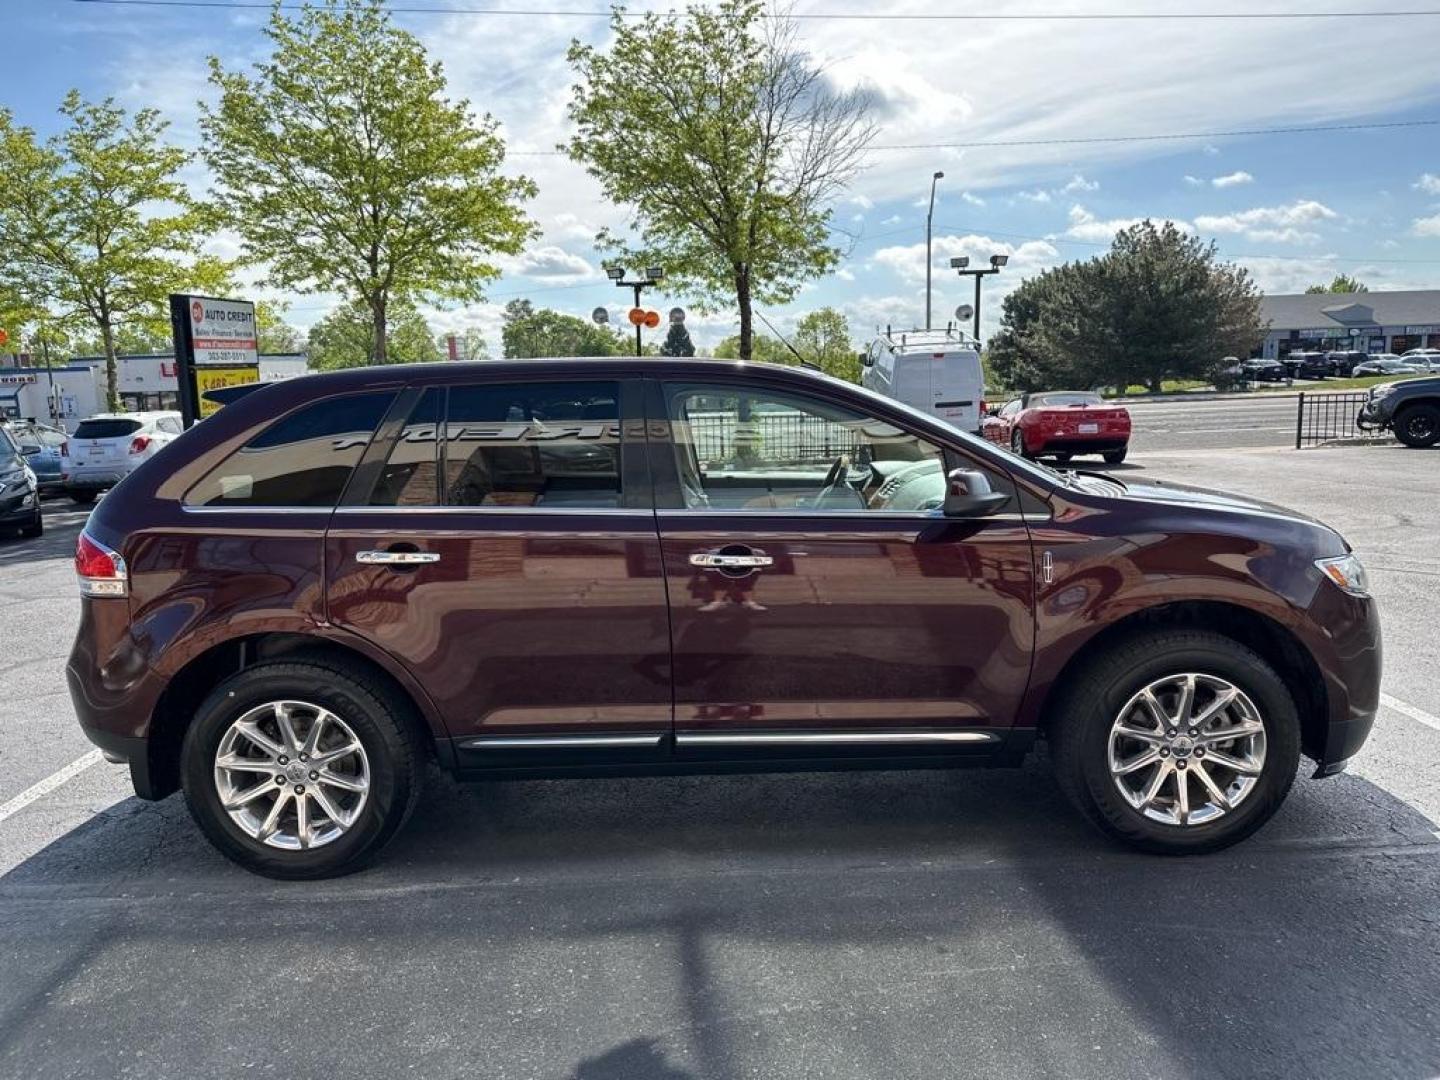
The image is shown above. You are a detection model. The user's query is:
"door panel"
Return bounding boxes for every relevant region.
[323,377,672,754]
[649,376,1037,754]
[660,514,1034,738]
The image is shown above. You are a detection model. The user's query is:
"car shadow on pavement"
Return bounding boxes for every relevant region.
[2,760,1438,1079]
[0,504,89,563]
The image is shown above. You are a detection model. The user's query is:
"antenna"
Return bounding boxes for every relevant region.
[753,307,811,367]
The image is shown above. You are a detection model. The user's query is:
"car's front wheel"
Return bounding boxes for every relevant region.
[181,658,426,879]
[1049,630,1300,854]
[20,510,42,538]
[1394,403,1440,448]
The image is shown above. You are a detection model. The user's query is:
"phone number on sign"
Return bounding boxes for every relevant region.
[201,351,255,364]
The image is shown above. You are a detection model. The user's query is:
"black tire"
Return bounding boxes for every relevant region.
[1010,429,1033,460]
[20,510,42,539]
[181,657,426,879]
[1103,448,1128,465]
[1048,629,1301,854]
[69,490,95,505]
[1393,403,1440,448]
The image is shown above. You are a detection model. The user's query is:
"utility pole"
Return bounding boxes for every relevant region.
[925,171,944,330]
[950,254,1009,343]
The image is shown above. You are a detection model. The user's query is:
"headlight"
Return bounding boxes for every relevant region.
[1369,383,1396,400]
[1315,554,1370,597]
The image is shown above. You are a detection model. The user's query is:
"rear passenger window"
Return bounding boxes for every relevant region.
[443,382,621,508]
[186,392,393,507]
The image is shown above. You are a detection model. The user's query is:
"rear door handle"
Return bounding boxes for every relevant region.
[689,553,774,569]
[356,550,441,565]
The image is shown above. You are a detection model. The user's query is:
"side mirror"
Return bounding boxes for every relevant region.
[943,469,1009,518]
[859,350,873,367]
[985,406,1001,418]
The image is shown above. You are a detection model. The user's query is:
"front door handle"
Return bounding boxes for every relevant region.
[689,552,774,569]
[356,550,441,565]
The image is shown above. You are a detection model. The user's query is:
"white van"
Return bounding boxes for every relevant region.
[860,328,986,433]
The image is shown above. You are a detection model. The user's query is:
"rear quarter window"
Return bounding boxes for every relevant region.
[185,391,394,507]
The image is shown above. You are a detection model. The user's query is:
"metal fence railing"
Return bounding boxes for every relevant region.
[1295,391,1374,448]
[688,411,867,464]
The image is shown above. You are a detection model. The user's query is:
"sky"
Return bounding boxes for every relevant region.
[6,0,1440,353]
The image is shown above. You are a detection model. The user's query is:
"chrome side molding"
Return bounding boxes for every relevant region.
[674,730,999,747]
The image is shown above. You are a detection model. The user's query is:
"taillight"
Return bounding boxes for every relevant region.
[129,434,152,455]
[75,532,128,598]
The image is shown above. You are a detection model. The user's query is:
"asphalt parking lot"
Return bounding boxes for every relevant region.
[2,443,1438,1080]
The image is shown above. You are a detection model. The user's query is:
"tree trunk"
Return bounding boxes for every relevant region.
[735,266,753,363]
[1148,374,1163,394]
[99,313,120,412]
[371,293,388,364]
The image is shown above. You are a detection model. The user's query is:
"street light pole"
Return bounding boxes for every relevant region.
[949,254,1009,344]
[925,171,944,330]
[607,266,665,355]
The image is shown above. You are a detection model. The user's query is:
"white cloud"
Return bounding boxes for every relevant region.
[881,214,904,226]
[872,233,1060,287]
[1183,175,1204,186]
[1211,170,1255,188]
[1414,174,1440,196]
[848,193,875,210]
[1065,204,1192,243]
[1414,213,1440,237]
[1061,174,1099,194]
[1203,144,1222,156]
[1194,200,1338,243]
[499,245,596,281]
[1016,189,1052,203]
[961,191,987,207]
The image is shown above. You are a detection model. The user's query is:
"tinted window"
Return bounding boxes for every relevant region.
[74,418,142,440]
[370,388,442,507]
[156,416,183,435]
[665,383,955,512]
[443,382,621,508]
[186,392,393,507]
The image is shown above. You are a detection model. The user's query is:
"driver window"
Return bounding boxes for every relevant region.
[664,383,945,512]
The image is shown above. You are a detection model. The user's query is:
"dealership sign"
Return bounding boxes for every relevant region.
[169,293,261,427]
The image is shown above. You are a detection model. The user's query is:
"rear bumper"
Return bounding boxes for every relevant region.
[1033,437,1129,455]
[65,472,126,492]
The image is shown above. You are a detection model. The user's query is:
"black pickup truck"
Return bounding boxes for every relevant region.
[1357,376,1440,447]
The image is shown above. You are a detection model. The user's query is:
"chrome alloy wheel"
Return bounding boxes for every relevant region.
[1107,673,1267,827]
[213,701,371,850]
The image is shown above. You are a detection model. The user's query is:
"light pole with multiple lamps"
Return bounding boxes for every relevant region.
[950,254,1008,342]
[924,171,944,330]
[606,265,665,355]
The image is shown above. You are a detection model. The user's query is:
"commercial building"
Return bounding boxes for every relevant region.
[0,352,308,428]
[1257,290,1440,360]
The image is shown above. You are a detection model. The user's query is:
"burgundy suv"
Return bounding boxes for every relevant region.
[67,359,1380,878]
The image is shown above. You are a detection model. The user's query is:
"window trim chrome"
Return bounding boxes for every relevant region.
[674,730,1000,747]
[459,734,665,750]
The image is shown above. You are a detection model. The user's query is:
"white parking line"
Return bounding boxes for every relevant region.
[1382,693,1440,734]
[0,750,103,826]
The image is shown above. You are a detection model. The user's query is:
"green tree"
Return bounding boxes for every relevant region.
[307,297,440,370]
[713,332,794,364]
[202,0,534,364]
[988,221,1263,394]
[256,300,305,354]
[0,94,215,409]
[794,307,857,381]
[660,320,696,357]
[565,0,874,363]
[501,299,620,358]
[1305,274,1370,295]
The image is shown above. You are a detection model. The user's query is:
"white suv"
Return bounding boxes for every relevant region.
[62,412,184,504]
[1401,348,1440,373]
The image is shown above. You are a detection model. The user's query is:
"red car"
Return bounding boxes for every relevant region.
[985,391,1132,464]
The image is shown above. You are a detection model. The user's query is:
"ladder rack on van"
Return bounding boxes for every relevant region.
[882,323,979,350]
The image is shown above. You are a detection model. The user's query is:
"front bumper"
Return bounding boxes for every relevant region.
[1355,401,1392,431]
[0,487,39,524]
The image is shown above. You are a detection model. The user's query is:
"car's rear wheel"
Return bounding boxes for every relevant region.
[1394,403,1440,448]
[1010,429,1032,459]
[1049,630,1300,854]
[1103,448,1128,465]
[69,490,95,505]
[181,658,426,879]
